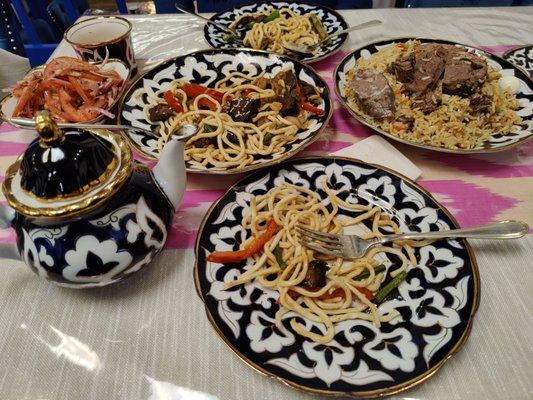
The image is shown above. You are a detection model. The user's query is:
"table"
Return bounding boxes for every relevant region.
[1,7,532,400]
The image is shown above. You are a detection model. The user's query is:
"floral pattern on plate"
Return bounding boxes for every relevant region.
[203,1,348,63]
[194,157,480,397]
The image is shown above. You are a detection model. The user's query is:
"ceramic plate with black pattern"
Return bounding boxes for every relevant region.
[119,49,331,174]
[203,1,348,63]
[194,157,480,397]
[335,38,533,154]
[503,45,533,78]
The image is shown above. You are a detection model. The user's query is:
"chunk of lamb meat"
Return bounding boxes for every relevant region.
[300,260,328,288]
[395,115,415,130]
[226,97,261,122]
[392,52,415,83]
[148,104,174,122]
[412,91,441,114]
[277,69,298,91]
[470,94,492,114]
[299,80,318,97]
[404,43,449,97]
[349,69,395,119]
[279,94,300,117]
[442,50,488,96]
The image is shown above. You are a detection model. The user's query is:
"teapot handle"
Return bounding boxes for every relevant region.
[0,204,19,260]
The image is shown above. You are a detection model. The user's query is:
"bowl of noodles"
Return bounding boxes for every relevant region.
[335,38,533,153]
[194,156,480,397]
[203,1,349,63]
[119,49,332,173]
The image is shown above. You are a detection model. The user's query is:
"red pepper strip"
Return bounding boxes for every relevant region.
[301,102,325,116]
[163,90,183,113]
[68,76,90,103]
[243,88,253,96]
[355,287,375,301]
[197,97,218,111]
[206,219,279,264]
[182,83,226,102]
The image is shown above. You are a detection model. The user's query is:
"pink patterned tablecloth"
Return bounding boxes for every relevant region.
[1,47,530,248]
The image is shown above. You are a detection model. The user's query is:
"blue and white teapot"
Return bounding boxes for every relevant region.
[0,111,190,287]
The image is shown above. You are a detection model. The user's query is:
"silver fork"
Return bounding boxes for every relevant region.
[296,220,529,259]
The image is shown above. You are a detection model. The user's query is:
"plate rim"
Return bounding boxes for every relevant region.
[117,47,333,174]
[333,36,533,154]
[502,44,533,78]
[203,0,349,64]
[192,155,481,398]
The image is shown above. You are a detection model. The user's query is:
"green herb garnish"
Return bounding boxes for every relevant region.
[375,271,407,303]
[273,245,285,268]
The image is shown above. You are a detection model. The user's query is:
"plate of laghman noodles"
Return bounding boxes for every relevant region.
[119,49,331,173]
[194,157,480,397]
[335,38,533,153]
[203,1,349,63]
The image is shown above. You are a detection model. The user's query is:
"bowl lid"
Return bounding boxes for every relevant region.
[2,111,133,219]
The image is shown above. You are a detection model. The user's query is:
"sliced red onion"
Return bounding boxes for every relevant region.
[85,106,115,119]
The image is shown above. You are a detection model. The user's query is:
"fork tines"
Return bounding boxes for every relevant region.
[296,225,342,256]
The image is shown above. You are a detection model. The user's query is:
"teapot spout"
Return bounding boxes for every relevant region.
[152,124,197,210]
[0,204,15,229]
[152,138,187,210]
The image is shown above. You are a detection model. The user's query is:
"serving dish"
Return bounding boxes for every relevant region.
[194,156,480,397]
[334,38,533,153]
[203,1,349,63]
[0,58,130,124]
[119,48,332,174]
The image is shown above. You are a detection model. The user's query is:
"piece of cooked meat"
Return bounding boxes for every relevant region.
[404,43,448,97]
[279,94,300,117]
[395,114,415,130]
[442,50,488,96]
[148,103,174,122]
[299,80,318,97]
[300,260,328,288]
[349,69,395,119]
[392,52,415,83]
[412,91,441,114]
[470,93,492,114]
[226,97,261,122]
[277,69,298,91]
[193,137,216,148]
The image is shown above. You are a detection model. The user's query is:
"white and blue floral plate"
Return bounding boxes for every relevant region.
[204,1,349,63]
[503,44,533,78]
[119,49,332,174]
[194,157,480,397]
[335,38,533,154]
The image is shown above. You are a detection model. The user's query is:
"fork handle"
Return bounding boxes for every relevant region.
[374,220,528,244]
[320,19,382,44]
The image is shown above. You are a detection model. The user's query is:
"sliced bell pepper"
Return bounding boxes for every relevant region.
[263,10,280,23]
[301,102,325,116]
[163,90,183,113]
[375,271,406,303]
[182,83,226,102]
[206,219,279,264]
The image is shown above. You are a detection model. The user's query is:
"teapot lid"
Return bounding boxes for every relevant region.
[2,111,133,220]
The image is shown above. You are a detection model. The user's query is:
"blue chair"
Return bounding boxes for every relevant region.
[0,0,25,56]
[47,0,90,34]
[196,1,373,12]
[398,0,532,6]
[155,0,195,13]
